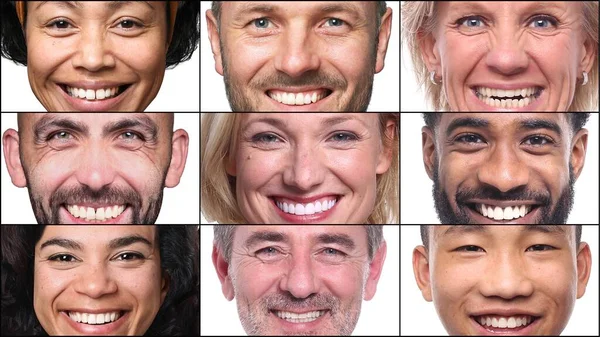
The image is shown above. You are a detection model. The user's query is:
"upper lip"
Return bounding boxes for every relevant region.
[471,83,543,90]
[270,194,340,203]
[64,203,127,208]
[266,86,332,93]
[464,199,542,208]
[62,308,128,314]
[271,308,328,313]
[60,81,131,90]
[471,309,542,317]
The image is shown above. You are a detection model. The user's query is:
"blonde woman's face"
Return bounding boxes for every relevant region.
[227,113,393,224]
[422,1,596,111]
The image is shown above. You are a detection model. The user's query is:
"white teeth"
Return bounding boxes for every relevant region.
[67,311,121,325]
[275,197,338,216]
[476,86,539,108]
[275,310,324,323]
[476,204,533,220]
[66,85,122,101]
[269,90,329,106]
[477,315,535,329]
[66,205,125,222]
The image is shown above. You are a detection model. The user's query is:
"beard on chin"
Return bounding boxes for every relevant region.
[431,163,575,224]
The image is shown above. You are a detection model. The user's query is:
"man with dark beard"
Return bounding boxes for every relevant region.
[421,113,590,224]
[2,113,189,224]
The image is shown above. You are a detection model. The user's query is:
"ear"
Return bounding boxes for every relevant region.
[375,7,393,73]
[364,241,387,300]
[376,119,397,174]
[212,244,235,301]
[575,242,592,299]
[417,30,442,78]
[2,129,27,187]
[165,129,189,188]
[206,9,224,76]
[160,270,170,305]
[570,128,588,181]
[413,245,433,302]
[421,126,436,181]
[225,155,237,176]
[578,36,596,76]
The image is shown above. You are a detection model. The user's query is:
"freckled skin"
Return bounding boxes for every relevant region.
[412,225,592,336]
[33,226,168,335]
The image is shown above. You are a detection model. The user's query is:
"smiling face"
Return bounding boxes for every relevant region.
[25,1,168,111]
[205,1,392,111]
[421,113,588,224]
[212,226,386,335]
[2,113,189,224]
[33,225,168,335]
[227,113,394,224]
[419,1,596,111]
[412,225,592,336]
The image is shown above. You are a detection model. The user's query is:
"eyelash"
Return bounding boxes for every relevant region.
[452,133,555,147]
[48,252,145,263]
[456,14,559,29]
[46,131,145,142]
[46,18,144,31]
[248,17,347,29]
[251,132,359,144]
[454,244,557,252]
[255,247,347,256]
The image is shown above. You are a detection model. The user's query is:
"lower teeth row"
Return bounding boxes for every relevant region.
[478,95,537,108]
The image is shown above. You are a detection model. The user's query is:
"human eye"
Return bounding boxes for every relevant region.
[456,15,487,29]
[118,131,144,142]
[46,18,74,30]
[323,18,346,27]
[48,253,79,263]
[252,133,282,143]
[527,15,558,29]
[454,133,486,145]
[329,132,358,142]
[522,135,554,147]
[113,252,145,261]
[454,245,485,252]
[316,247,347,262]
[48,131,75,143]
[251,17,272,29]
[116,19,144,30]
[526,244,556,252]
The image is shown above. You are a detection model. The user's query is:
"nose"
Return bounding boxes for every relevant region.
[73,263,118,299]
[279,253,318,299]
[282,144,325,191]
[479,253,534,300]
[477,142,529,193]
[71,27,116,72]
[75,143,117,191]
[485,28,529,76]
[273,25,321,78]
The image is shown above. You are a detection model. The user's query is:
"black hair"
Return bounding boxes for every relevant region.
[422,113,591,136]
[0,1,199,69]
[420,225,583,249]
[0,226,199,336]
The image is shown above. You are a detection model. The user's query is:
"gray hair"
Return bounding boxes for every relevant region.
[214,225,384,263]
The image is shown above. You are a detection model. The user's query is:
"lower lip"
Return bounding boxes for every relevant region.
[271,197,340,224]
[58,84,131,111]
[266,91,333,111]
[271,310,329,332]
[60,205,131,224]
[61,310,129,335]
[471,316,540,335]
[468,88,545,111]
[465,204,541,224]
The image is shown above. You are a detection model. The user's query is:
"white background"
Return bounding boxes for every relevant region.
[400,225,600,336]
[0,113,200,224]
[200,225,400,336]
[400,112,600,224]
[200,0,400,112]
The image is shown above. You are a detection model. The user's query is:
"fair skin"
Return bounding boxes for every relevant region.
[205,1,393,111]
[25,1,169,111]
[2,113,189,224]
[419,1,596,111]
[413,225,591,335]
[34,226,168,335]
[212,226,387,335]
[226,113,395,224]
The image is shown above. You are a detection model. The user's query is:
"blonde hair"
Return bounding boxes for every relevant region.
[201,113,399,224]
[401,1,599,111]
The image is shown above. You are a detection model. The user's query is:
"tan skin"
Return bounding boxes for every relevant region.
[206,1,393,111]
[25,1,169,111]
[412,225,592,335]
[2,113,189,224]
[212,226,387,335]
[422,113,588,224]
[34,226,168,335]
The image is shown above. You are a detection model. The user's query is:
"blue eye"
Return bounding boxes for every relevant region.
[330,132,358,142]
[253,133,280,143]
[324,18,345,27]
[458,16,485,28]
[528,15,558,29]
[49,131,74,142]
[253,18,271,29]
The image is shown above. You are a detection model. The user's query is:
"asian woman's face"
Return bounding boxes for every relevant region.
[227,113,394,224]
[33,226,168,335]
[25,1,168,111]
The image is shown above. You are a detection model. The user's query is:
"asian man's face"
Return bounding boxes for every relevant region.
[205,1,393,111]
[421,113,588,224]
[2,113,189,224]
[212,226,387,335]
[413,225,592,336]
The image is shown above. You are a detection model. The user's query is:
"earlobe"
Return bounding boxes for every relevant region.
[165,129,189,188]
[2,129,27,187]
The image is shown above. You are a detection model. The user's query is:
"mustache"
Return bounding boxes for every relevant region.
[262,293,339,313]
[456,185,552,206]
[251,71,347,91]
[49,185,142,209]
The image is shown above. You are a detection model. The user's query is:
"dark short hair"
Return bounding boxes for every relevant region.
[420,225,583,249]
[0,226,199,336]
[0,1,199,69]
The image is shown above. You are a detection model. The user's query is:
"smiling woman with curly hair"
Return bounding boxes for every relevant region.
[1,225,199,336]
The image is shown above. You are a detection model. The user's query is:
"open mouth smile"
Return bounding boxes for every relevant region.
[61,204,130,224]
[269,195,341,223]
[463,200,542,224]
[61,309,130,334]
[470,314,541,335]
[265,88,333,110]
[57,82,133,111]
[469,85,545,111]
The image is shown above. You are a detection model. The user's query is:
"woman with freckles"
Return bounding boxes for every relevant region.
[0,225,199,336]
[401,1,598,111]
[0,1,199,112]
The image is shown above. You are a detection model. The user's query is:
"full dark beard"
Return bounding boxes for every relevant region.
[431,163,575,224]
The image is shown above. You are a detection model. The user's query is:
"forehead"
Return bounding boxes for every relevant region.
[241,113,377,128]
[440,1,573,14]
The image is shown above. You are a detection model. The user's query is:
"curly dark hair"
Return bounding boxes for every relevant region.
[0,1,199,69]
[0,225,199,336]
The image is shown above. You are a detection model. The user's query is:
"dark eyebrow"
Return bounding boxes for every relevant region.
[32,114,158,140]
[245,231,289,248]
[37,1,153,11]
[313,233,356,250]
[442,225,487,237]
[518,119,562,138]
[33,115,89,139]
[441,225,566,238]
[232,3,277,21]
[102,115,159,139]
[522,225,566,235]
[40,238,84,251]
[445,117,489,137]
[40,235,153,251]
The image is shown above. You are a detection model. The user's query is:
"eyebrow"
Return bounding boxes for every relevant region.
[448,1,566,15]
[243,115,368,133]
[445,117,562,138]
[33,114,159,140]
[445,117,489,137]
[40,234,153,251]
[244,231,357,250]
[442,225,566,237]
[37,1,153,11]
[518,119,562,137]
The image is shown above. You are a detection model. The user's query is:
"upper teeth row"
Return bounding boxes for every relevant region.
[269,91,327,106]
[276,198,336,215]
[276,310,324,319]
[67,205,125,221]
[67,86,119,100]
[68,311,120,324]
[478,315,533,329]
[479,204,531,220]
[477,87,537,98]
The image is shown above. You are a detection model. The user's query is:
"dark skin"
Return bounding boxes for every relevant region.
[422,113,588,224]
